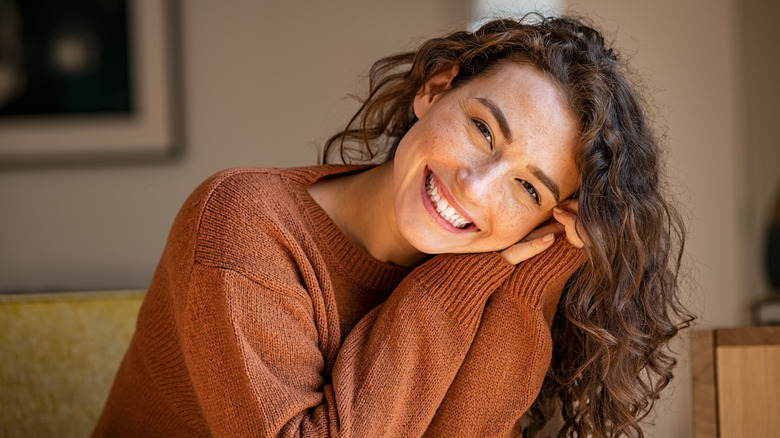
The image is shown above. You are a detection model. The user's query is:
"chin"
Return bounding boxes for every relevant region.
[413,236,476,256]
[398,228,445,255]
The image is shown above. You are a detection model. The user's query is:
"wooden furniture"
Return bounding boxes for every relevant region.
[691,325,780,437]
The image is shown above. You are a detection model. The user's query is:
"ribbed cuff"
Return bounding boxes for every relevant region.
[503,238,585,309]
[411,252,515,324]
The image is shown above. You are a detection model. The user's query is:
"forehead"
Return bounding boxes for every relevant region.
[465,62,570,118]
[460,62,577,145]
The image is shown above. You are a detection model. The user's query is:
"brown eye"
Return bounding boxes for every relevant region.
[473,119,493,148]
[520,180,540,204]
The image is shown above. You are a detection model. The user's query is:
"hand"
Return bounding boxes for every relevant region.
[552,198,587,249]
[499,198,586,265]
[499,218,562,264]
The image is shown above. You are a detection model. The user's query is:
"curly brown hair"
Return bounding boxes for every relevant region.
[323,14,694,438]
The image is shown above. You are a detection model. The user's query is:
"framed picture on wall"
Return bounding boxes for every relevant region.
[0,0,179,166]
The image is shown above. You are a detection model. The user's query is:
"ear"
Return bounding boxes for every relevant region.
[413,64,459,118]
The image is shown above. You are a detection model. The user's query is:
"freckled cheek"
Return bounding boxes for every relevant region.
[421,123,460,154]
[490,203,537,242]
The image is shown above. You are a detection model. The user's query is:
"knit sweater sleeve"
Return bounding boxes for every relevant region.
[423,238,585,437]
[328,251,516,436]
[183,249,514,438]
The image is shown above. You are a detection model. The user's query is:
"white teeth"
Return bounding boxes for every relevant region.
[426,173,472,229]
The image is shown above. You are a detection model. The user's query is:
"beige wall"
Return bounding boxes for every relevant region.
[1,0,772,436]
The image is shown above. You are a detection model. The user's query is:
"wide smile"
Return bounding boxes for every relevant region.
[421,167,478,233]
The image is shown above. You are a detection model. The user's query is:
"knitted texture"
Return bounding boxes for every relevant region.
[92,165,584,437]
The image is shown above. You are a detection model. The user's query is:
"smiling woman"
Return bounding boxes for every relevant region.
[93,14,692,438]
[389,62,579,259]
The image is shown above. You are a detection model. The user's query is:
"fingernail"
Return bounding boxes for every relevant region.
[553,207,563,215]
[543,233,554,242]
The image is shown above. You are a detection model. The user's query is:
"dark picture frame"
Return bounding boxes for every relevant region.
[0,0,179,166]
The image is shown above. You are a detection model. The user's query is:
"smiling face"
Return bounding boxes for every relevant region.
[392,61,580,255]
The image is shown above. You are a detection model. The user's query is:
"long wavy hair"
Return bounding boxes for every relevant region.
[323,14,694,438]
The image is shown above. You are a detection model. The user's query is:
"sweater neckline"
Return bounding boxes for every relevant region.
[283,165,413,291]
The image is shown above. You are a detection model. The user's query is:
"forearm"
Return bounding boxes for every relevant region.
[182,253,514,437]
[424,239,585,437]
[329,251,514,436]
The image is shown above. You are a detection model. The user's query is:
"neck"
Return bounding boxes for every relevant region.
[309,162,428,267]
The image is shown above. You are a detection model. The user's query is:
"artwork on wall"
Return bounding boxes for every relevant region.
[0,0,179,166]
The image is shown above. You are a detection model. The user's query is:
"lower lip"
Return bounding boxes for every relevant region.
[420,167,477,234]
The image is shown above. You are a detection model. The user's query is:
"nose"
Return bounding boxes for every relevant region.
[455,159,507,204]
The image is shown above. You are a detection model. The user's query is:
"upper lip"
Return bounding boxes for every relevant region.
[427,167,477,226]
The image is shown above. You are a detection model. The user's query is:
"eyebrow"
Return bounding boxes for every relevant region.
[528,164,561,204]
[475,97,513,143]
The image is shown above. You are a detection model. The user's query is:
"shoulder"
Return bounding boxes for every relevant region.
[190,165,364,219]
[179,165,362,280]
[170,168,291,253]
[192,167,289,205]
[188,167,309,263]
[195,167,294,220]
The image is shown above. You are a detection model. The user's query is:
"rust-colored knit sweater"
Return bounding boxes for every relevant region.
[93,165,584,437]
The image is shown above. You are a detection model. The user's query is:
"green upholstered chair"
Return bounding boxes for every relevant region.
[0,291,144,438]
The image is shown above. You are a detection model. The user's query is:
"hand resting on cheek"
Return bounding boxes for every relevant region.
[500,198,586,264]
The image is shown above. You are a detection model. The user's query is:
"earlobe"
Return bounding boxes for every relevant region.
[413,64,459,118]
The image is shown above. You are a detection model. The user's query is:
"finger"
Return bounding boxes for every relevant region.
[500,233,555,264]
[521,221,564,243]
[559,197,579,213]
[553,207,585,248]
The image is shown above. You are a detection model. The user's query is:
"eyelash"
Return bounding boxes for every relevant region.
[473,119,493,148]
[519,180,540,204]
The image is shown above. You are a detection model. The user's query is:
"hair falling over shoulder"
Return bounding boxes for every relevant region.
[324,14,694,437]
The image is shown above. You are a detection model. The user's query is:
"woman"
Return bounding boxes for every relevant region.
[94,14,692,437]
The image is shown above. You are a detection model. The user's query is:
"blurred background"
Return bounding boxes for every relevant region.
[1,0,778,436]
